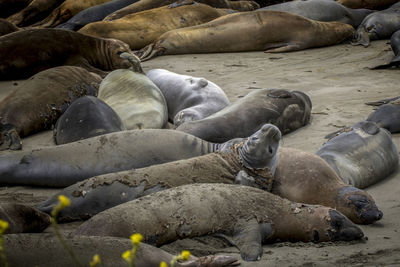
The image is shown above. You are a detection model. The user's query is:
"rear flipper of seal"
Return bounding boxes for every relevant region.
[0,123,21,151]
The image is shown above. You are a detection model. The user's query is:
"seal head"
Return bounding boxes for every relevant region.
[328,209,364,241]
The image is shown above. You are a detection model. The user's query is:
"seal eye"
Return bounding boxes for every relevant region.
[116,51,123,56]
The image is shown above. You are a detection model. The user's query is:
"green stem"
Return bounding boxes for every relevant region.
[0,236,8,267]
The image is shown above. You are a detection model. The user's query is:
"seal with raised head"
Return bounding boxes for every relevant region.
[352,3,400,47]
[366,97,400,133]
[75,183,364,261]
[336,0,399,9]
[54,95,126,145]
[317,121,399,189]
[136,11,355,61]
[273,147,383,224]
[261,0,373,28]
[104,0,259,21]
[371,30,400,69]
[0,19,19,36]
[0,66,101,151]
[176,89,311,143]
[79,2,236,50]
[4,234,238,267]
[146,68,230,126]
[0,28,133,80]
[38,124,281,222]
[98,53,168,130]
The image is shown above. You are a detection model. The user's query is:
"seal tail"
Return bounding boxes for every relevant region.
[0,123,22,151]
[135,43,164,62]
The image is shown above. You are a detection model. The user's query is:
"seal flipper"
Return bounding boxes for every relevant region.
[365,96,400,106]
[0,123,22,151]
[264,43,302,53]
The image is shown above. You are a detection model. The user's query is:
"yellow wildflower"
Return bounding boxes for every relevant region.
[160,261,168,267]
[58,195,71,208]
[89,254,100,267]
[130,233,143,245]
[122,250,132,262]
[180,250,191,261]
[0,220,8,235]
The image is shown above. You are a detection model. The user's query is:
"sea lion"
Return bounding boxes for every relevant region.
[136,11,355,61]
[98,53,168,130]
[54,96,126,145]
[273,147,383,224]
[75,183,364,261]
[56,0,140,31]
[104,0,259,21]
[0,19,19,36]
[366,98,400,133]
[336,0,400,9]
[0,28,133,80]
[176,89,312,143]
[37,124,281,222]
[0,129,238,187]
[0,66,101,151]
[7,0,65,27]
[33,0,113,28]
[371,30,400,69]
[352,3,400,47]
[316,121,399,189]
[0,0,32,18]
[0,203,50,233]
[79,3,236,50]
[260,0,373,28]
[4,234,238,267]
[146,69,230,126]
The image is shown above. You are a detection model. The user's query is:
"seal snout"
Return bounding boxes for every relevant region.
[328,210,364,241]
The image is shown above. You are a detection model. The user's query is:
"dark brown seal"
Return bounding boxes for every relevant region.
[0,19,19,36]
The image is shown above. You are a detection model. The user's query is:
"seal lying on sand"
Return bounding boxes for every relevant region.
[352,3,400,47]
[371,30,400,69]
[336,0,399,9]
[98,53,168,130]
[261,0,373,27]
[0,19,19,36]
[176,89,311,143]
[146,68,230,126]
[79,2,235,50]
[75,183,364,261]
[4,234,238,267]
[38,124,281,221]
[317,121,399,189]
[54,96,126,145]
[0,66,101,151]
[136,11,355,61]
[366,97,400,133]
[0,29,133,80]
[104,0,259,21]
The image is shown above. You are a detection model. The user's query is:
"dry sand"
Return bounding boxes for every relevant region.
[0,40,399,266]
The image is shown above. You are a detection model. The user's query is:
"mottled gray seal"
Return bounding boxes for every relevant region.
[317,121,399,189]
[75,183,364,261]
[38,124,281,221]
[136,11,355,61]
[366,97,400,133]
[54,96,126,145]
[0,66,101,151]
[176,89,311,143]
[98,53,168,130]
[371,30,400,69]
[146,68,230,126]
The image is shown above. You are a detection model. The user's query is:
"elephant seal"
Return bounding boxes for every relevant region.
[0,66,101,151]
[336,0,400,9]
[57,0,139,31]
[104,0,259,21]
[38,124,281,222]
[6,0,64,26]
[0,0,32,18]
[260,0,373,28]
[75,183,364,261]
[136,11,355,61]
[366,98,400,133]
[273,147,383,224]
[54,96,126,145]
[0,203,50,233]
[0,19,19,36]
[4,234,238,267]
[317,121,399,189]
[146,69,230,126]
[352,3,400,47]
[0,129,238,187]
[0,28,133,80]
[98,53,168,130]
[371,30,400,69]
[176,89,311,143]
[79,3,235,50]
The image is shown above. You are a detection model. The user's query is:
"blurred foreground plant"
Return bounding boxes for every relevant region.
[160,250,191,267]
[0,219,9,267]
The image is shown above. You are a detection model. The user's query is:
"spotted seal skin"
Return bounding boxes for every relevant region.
[273,147,383,224]
[0,19,19,36]
[336,0,400,9]
[54,96,126,145]
[371,30,400,69]
[98,53,168,130]
[104,0,259,21]
[79,3,235,50]
[146,69,230,126]
[317,121,399,189]
[3,234,238,267]
[0,66,101,151]
[366,97,400,133]
[176,89,311,143]
[75,183,364,261]
[0,29,134,80]
[136,11,355,61]
[38,124,281,222]
[260,0,373,28]
[56,0,140,31]
[352,2,400,47]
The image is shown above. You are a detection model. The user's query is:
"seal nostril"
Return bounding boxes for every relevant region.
[268,146,273,154]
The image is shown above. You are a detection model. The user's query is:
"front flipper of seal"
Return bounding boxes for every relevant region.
[0,123,22,151]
